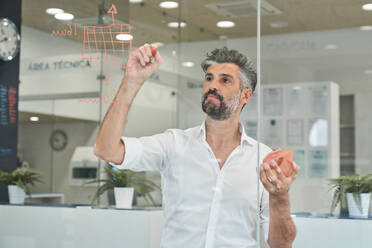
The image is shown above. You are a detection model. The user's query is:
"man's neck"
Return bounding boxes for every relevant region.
[205,115,241,147]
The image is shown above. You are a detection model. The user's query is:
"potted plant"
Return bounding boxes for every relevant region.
[88,167,160,209]
[0,169,42,204]
[328,174,372,218]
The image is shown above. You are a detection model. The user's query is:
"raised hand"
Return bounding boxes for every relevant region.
[125,43,163,86]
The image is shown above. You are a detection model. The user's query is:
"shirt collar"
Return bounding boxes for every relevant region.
[198,119,253,146]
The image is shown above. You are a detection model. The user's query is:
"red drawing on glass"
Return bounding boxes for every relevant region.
[50,4,133,105]
[51,24,77,37]
[81,4,132,84]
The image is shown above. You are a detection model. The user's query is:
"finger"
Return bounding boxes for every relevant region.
[154,51,163,63]
[264,162,275,183]
[264,162,278,184]
[139,46,150,63]
[263,163,273,183]
[270,159,286,181]
[260,164,274,189]
[135,49,146,66]
[290,161,300,181]
[264,164,284,192]
[143,43,152,57]
[138,47,148,64]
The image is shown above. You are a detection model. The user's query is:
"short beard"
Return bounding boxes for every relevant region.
[201,89,241,120]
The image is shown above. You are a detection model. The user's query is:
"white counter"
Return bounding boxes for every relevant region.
[0,204,163,248]
[293,215,372,248]
[1,205,372,248]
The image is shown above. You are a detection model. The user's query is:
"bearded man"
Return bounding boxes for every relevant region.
[94,44,299,248]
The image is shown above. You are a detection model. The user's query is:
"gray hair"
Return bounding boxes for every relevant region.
[201,47,257,92]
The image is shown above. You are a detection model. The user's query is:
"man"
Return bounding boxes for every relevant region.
[94,44,299,248]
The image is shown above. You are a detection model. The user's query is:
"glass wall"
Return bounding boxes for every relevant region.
[12,0,372,247]
[260,1,372,247]
[260,0,372,210]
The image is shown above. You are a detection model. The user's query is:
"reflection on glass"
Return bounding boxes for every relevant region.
[309,118,328,147]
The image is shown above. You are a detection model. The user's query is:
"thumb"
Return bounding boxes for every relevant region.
[154,52,163,64]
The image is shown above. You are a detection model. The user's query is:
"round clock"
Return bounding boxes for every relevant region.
[0,18,21,61]
[49,129,68,151]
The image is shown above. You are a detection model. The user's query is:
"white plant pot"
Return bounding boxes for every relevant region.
[8,185,26,204]
[114,187,134,209]
[346,193,371,218]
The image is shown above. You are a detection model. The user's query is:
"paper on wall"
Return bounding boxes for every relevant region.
[286,119,304,146]
[263,88,283,116]
[308,149,328,178]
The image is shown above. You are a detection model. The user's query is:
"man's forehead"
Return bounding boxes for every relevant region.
[206,62,240,75]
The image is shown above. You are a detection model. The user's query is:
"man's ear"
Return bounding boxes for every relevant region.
[242,88,253,104]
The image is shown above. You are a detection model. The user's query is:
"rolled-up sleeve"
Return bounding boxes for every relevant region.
[109,129,174,172]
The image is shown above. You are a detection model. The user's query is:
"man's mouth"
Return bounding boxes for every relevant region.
[207,94,219,100]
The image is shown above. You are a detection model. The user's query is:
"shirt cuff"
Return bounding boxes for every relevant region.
[109,137,142,169]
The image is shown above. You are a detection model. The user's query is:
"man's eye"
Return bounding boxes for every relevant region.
[206,77,212,81]
[223,78,230,83]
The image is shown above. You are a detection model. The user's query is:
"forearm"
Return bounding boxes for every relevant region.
[267,193,296,248]
[94,77,141,163]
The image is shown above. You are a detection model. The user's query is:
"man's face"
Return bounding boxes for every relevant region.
[201,63,242,120]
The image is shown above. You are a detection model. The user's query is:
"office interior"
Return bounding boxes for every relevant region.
[0,0,372,247]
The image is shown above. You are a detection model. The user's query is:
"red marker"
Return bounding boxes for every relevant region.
[151,46,157,56]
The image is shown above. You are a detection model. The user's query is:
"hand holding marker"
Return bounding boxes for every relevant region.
[151,46,157,57]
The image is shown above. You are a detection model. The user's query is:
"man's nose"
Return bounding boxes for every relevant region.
[208,77,219,90]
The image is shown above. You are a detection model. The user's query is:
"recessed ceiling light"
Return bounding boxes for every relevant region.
[129,0,143,3]
[364,69,372,75]
[7,56,13,60]
[324,44,337,50]
[270,22,288,28]
[172,50,176,56]
[216,21,235,28]
[360,25,372,31]
[30,116,39,122]
[182,61,194,67]
[160,1,179,9]
[151,42,164,48]
[168,21,186,28]
[116,34,133,41]
[362,3,372,11]
[54,12,74,21]
[46,8,64,15]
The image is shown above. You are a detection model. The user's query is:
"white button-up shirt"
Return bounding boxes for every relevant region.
[111,121,272,248]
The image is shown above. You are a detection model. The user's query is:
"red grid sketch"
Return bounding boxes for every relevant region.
[81,4,132,69]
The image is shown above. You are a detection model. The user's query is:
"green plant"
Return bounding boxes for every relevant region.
[328,174,372,214]
[0,169,42,195]
[87,167,160,206]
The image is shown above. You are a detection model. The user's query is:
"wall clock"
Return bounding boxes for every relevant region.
[49,129,68,151]
[0,18,20,61]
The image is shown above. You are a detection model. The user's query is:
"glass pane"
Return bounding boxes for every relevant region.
[261,1,372,247]
[20,0,101,205]
[18,101,54,193]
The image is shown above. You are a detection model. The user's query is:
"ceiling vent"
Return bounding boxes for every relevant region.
[205,0,282,18]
